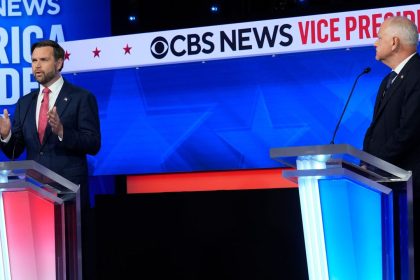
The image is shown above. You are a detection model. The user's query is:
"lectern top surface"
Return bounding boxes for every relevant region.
[0,160,79,203]
[270,144,411,183]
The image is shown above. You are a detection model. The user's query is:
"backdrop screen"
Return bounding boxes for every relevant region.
[63,45,397,176]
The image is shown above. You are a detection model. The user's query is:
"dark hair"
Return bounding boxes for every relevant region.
[31,40,65,70]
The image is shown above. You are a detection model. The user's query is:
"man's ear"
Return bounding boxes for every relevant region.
[391,36,400,52]
[57,58,64,71]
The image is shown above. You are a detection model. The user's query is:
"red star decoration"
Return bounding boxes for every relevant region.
[64,50,71,60]
[92,47,101,58]
[123,44,132,55]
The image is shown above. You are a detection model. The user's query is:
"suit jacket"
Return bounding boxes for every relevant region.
[363,53,420,180]
[1,80,101,186]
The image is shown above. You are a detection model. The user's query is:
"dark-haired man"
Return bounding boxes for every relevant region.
[0,40,101,279]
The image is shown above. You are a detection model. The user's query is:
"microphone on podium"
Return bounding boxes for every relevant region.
[330,67,371,144]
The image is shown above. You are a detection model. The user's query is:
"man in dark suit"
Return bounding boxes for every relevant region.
[363,16,420,278]
[0,40,101,279]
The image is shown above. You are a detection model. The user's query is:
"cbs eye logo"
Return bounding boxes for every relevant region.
[150,36,169,59]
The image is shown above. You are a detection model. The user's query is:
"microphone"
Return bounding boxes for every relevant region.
[330,67,371,144]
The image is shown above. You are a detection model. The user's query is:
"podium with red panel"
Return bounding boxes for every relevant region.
[0,160,80,280]
[270,144,414,280]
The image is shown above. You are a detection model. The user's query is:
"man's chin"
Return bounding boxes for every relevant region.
[34,76,44,84]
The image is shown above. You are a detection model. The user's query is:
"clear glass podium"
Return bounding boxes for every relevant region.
[0,160,80,280]
[270,144,414,280]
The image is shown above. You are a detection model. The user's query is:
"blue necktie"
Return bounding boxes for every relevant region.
[383,71,397,97]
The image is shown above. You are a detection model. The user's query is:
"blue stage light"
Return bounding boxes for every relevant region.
[210,4,220,13]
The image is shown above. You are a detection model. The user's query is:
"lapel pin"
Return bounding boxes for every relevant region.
[64,97,68,102]
[400,75,404,79]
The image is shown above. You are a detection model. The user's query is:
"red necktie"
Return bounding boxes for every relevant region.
[38,87,51,142]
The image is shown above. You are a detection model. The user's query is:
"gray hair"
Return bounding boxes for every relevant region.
[386,16,419,46]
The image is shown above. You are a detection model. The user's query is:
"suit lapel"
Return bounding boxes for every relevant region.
[26,92,41,144]
[373,78,387,116]
[54,83,72,117]
[372,54,418,124]
[374,73,403,118]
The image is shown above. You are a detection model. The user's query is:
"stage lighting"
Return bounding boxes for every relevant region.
[210,4,220,13]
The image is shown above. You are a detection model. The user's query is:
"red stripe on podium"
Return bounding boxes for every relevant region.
[3,191,55,280]
[127,168,296,194]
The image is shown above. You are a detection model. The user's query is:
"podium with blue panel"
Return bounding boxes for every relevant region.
[270,144,414,280]
[0,160,80,280]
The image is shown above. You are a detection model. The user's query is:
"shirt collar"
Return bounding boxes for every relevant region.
[39,76,64,95]
[393,52,416,74]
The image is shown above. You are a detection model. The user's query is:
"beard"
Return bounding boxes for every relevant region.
[34,70,57,85]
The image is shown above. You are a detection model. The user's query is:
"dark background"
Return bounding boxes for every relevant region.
[95,188,307,279]
[111,0,419,34]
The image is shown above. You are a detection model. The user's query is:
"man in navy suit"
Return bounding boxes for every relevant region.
[363,16,420,278]
[0,40,101,279]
